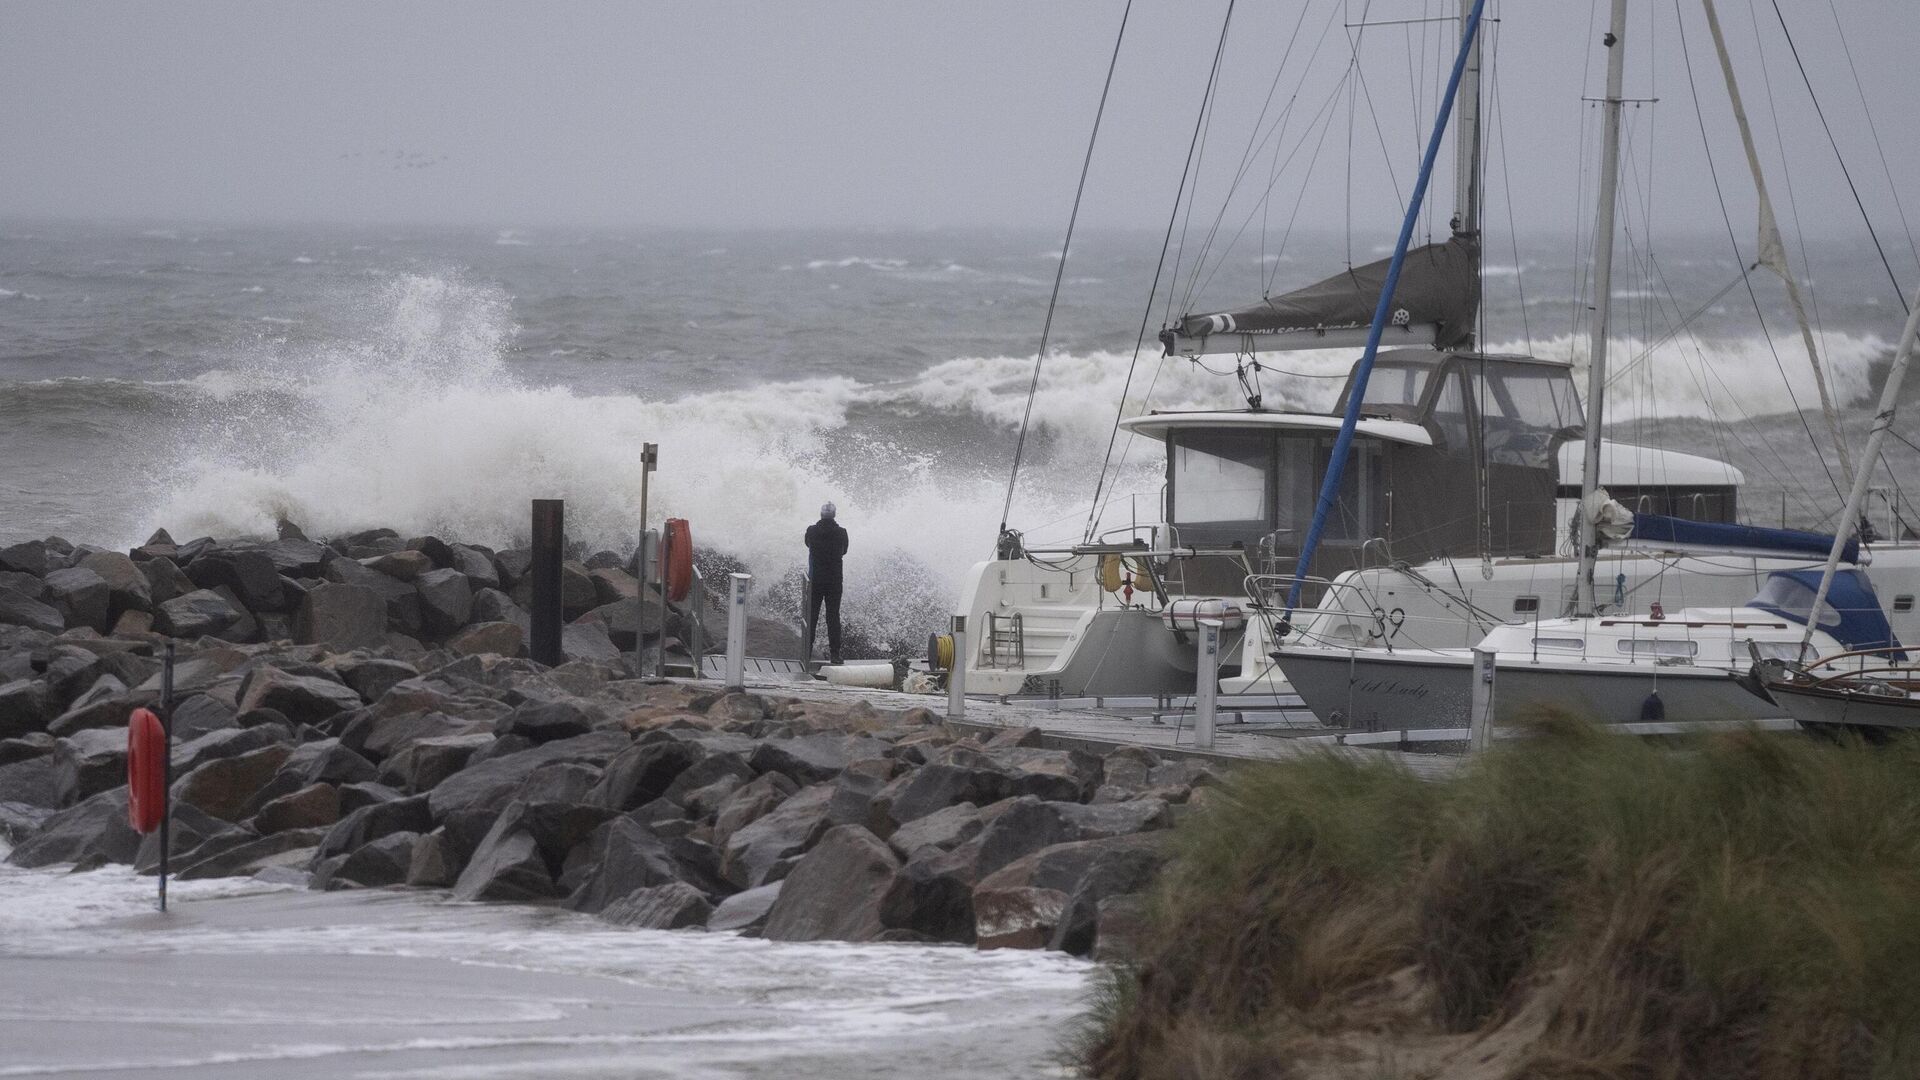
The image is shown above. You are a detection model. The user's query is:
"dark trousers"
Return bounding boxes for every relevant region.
[807,583,843,662]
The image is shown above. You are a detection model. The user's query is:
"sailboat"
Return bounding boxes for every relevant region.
[942,0,1920,729]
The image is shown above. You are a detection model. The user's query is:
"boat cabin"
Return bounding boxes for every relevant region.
[1120,350,1582,595]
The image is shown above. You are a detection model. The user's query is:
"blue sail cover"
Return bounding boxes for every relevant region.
[1628,513,1860,563]
[1750,569,1901,653]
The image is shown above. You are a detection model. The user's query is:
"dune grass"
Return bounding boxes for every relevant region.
[1077,716,1920,1080]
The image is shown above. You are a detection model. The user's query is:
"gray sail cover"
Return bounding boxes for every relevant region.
[1164,234,1480,351]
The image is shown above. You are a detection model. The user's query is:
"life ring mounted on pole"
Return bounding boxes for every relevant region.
[126,707,167,835]
[663,518,694,603]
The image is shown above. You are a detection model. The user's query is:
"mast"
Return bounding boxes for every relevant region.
[1800,283,1920,654]
[1284,0,1489,614]
[1452,0,1483,242]
[1572,0,1630,619]
[1699,0,1855,491]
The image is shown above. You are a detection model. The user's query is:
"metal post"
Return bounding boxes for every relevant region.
[1194,619,1220,750]
[633,528,655,676]
[1469,647,1496,752]
[158,641,174,912]
[724,572,750,690]
[689,570,705,678]
[655,526,672,678]
[947,615,967,719]
[529,499,564,666]
[799,575,814,674]
[635,442,656,674]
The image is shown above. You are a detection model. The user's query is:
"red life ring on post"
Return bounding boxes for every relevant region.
[126,707,167,835]
[664,518,694,603]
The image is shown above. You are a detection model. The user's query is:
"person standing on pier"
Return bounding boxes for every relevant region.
[805,502,848,664]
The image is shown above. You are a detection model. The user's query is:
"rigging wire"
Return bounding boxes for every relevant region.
[1825,0,1920,285]
[1165,4,1239,326]
[995,0,1135,545]
[1083,0,1239,543]
[1766,0,1909,313]
[1672,0,1844,509]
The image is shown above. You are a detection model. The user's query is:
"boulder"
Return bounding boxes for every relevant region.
[0,801,54,844]
[236,667,362,727]
[138,557,196,607]
[0,749,74,809]
[973,797,1078,881]
[973,833,1168,951]
[378,733,493,792]
[322,557,422,636]
[315,792,433,861]
[661,752,754,808]
[711,771,797,849]
[55,728,128,801]
[720,782,835,889]
[880,844,980,943]
[6,788,140,868]
[47,688,159,739]
[1050,836,1171,956]
[886,762,1012,828]
[495,699,594,744]
[0,679,54,740]
[470,589,529,630]
[362,549,432,582]
[405,827,461,887]
[762,825,900,942]
[405,535,456,569]
[587,567,640,605]
[172,744,292,822]
[277,738,378,788]
[514,760,604,805]
[293,583,388,649]
[0,588,63,634]
[169,694,239,740]
[599,880,713,930]
[135,802,250,873]
[253,783,340,833]
[448,544,501,591]
[590,738,704,811]
[332,656,418,703]
[989,746,1104,803]
[448,621,525,658]
[261,538,331,577]
[172,724,293,775]
[707,882,783,934]
[0,540,49,577]
[425,730,630,820]
[450,826,555,902]
[175,828,324,880]
[321,830,419,889]
[887,801,985,859]
[0,732,54,766]
[1055,797,1173,840]
[415,568,473,639]
[155,588,242,638]
[560,622,621,665]
[748,734,888,787]
[42,568,111,634]
[186,549,285,613]
[0,572,46,602]
[76,552,152,620]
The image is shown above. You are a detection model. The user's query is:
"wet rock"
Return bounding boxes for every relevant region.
[172,724,296,774]
[315,792,433,860]
[330,656,417,704]
[590,738,704,812]
[322,830,419,889]
[424,730,630,820]
[172,744,292,822]
[1049,836,1171,956]
[471,589,528,630]
[763,825,900,942]
[0,588,63,635]
[261,538,331,577]
[973,833,1168,951]
[176,829,323,881]
[0,748,73,809]
[514,760,603,805]
[187,550,285,613]
[560,622,621,665]
[707,882,782,934]
[886,761,1011,828]
[1055,797,1173,839]
[378,733,492,793]
[588,567,640,606]
[449,621,525,658]
[7,788,140,868]
[886,801,984,859]
[253,782,340,833]
[0,801,53,844]
[155,588,242,638]
[278,738,378,788]
[168,694,239,741]
[661,751,754,808]
[451,825,555,902]
[135,803,250,874]
[495,699,594,744]
[1091,894,1152,962]
[748,733,887,786]
[599,880,713,930]
[448,545,500,591]
[720,782,835,889]
[0,572,46,603]
[0,541,49,577]
[564,816,694,913]
[363,550,432,582]
[138,557,196,607]
[405,827,461,887]
[293,583,388,649]
[989,746,1104,803]
[337,781,404,815]
[0,679,55,739]
[0,732,54,766]
[322,557,422,637]
[76,552,152,620]
[415,568,473,639]
[55,728,128,801]
[880,844,979,943]
[46,688,159,739]
[711,771,797,849]
[236,667,362,727]
[42,568,111,634]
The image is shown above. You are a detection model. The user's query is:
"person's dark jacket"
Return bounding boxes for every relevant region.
[805,518,849,589]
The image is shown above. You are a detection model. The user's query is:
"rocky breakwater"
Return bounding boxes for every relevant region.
[0,528,1219,958]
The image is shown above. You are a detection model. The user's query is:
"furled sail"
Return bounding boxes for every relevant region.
[1161,234,1480,356]
[1624,512,1862,565]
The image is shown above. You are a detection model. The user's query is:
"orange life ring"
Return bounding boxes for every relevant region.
[126,707,168,834]
[664,518,694,603]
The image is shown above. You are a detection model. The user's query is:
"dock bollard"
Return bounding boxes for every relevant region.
[723,572,751,690]
[947,615,967,719]
[1193,619,1220,750]
[1469,647,1496,752]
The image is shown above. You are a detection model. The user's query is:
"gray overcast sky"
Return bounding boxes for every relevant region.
[3,1,1916,240]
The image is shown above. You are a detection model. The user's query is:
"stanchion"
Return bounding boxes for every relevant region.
[635,442,656,676]
[158,641,174,912]
[1193,619,1220,750]
[529,500,564,666]
[724,572,751,690]
[947,615,967,719]
[1469,647,1496,752]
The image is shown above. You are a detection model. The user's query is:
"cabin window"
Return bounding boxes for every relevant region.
[1533,636,1585,650]
[1750,574,1844,629]
[1896,595,1915,613]
[1172,431,1269,525]
[1752,641,1812,661]
[1428,370,1471,451]
[1512,595,1540,614]
[1617,639,1699,658]
[1361,364,1430,409]
[1470,366,1577,468]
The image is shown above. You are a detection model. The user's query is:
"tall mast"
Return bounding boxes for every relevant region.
[1572,0,1629,618]
[1452,0,1483,240]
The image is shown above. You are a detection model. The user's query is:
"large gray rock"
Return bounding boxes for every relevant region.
[42,568,111,634]
[314,792,433,860]
[448,545,501,591]
[6,788,141,868]
[886,761,1012,828]
[990,746,1104,803]
[0,541,49,577]
[186,549,285,613]
[415,568,473,639]
[448,621,525,658]
[378,733,492,793]
[0,588,63,634]
[973,797,1078,881]
[880,843,980,943]
[405,827,461,887]
[0,801,54,844]
[748,734,888,787]
[293,583,388,649]
[323,556,423,636]
[138,557,196,607]
[720,782,835,889]
[589,738,704,811]
[76,552,152,620]
[763,824,900,942]
[495,699,593,744]
[560,621,621,665]
[887,801,985,859]
[972,833,1169,951]
[321,830,419,889]
[172,724,294,775]
[261,538,330,577]
[172,744,292,822]
[1049,835,1171,956]
[55,728,128,802]
[707,882,782,934]
[364,550,432,581]
[168,694,239,741]
[46,688,159,739]
[425,731,631,820]
[0,749,75,809]
[155,589,242,638]
[236,667,362,727]
[0,679,55,740]
[253,782,340,834]
[277,738,378,788]
[450,824,556,902]
[332,656,418,703]
[470,588,529,630]
[599,880,713,930]
[135,802,250,874]
[711,771,797,849]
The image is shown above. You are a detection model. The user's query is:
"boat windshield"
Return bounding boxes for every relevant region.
[1749,574,1843,629]
[1360,363,1430,409]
